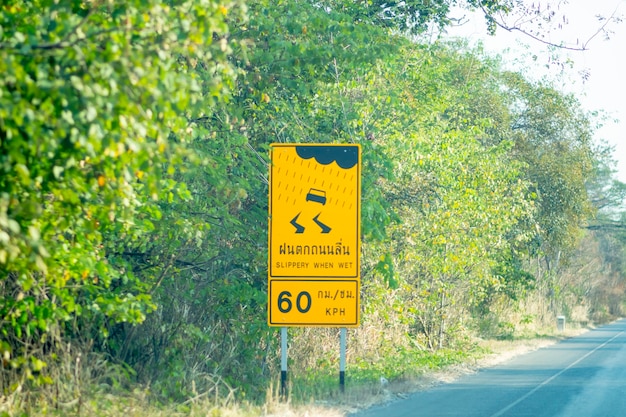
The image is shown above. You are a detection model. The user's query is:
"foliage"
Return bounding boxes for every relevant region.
[0,0,241,393]
[347,42,537,349]
[310,0,520,35]
[502,72,596,260]
[2,0,625,412]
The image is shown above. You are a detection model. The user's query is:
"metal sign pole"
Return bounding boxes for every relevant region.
[281,327,288,399]
[340,327,346,393]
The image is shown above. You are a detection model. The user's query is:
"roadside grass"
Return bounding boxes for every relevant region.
[1,324,591,417]
[0,346,481,417]
[283,343,487,412]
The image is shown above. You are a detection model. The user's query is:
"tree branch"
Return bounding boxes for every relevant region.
[479,4,622,52]
[1,7,93,51]
[585,221,626,231]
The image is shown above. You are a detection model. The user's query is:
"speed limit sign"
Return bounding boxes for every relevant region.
[268,280,359,326]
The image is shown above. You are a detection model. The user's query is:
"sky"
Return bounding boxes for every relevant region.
[445,0,626,183]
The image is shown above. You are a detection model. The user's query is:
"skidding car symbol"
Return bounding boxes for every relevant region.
[305,188,327,205]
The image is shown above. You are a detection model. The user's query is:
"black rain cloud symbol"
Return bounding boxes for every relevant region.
[296,146,358,169]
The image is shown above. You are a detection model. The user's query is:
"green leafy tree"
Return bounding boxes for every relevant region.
[357,43,535,347]
[67,0,404,401]
[586,144,626,222]
[503,72,596,266]
[0,0,239,392]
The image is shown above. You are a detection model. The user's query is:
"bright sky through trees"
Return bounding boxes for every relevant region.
[447,0,626,182]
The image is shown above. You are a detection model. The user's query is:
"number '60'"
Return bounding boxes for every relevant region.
[278,291,311,313]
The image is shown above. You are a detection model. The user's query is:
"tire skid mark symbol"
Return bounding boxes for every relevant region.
[291,213,305,234]
[313,213,331,234]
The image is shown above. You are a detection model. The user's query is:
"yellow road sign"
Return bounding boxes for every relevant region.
[268,280,359,327]
[269,144,361,279]
[268,143,361,327]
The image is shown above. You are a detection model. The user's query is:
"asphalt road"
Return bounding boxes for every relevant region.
[352,319,626,417]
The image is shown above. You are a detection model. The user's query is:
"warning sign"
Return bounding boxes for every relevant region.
[268,143,361,327]
[268,144,361,279]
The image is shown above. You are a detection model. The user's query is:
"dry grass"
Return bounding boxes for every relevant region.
[1,325,592,417]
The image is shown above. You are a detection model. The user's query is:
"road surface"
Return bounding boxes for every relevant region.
[352,319,626,417]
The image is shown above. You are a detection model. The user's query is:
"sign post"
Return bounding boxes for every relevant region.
[340,328,346,393]
[268,143,361,394]
[281,327,288,399]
